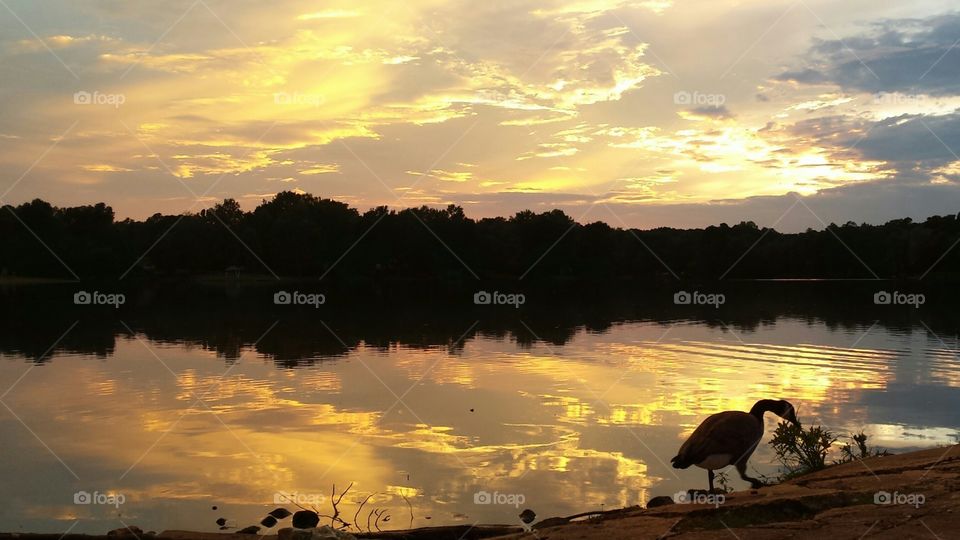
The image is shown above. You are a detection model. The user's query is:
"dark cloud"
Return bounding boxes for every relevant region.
[778,13,960,95]
[787,112,960,177]
[776,68,828,85]
[688,105,734,119]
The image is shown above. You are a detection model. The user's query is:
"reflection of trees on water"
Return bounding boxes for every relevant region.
[1,281,957,366]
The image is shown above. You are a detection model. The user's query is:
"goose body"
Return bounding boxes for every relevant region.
[674,411,763,470]
[671,399,799,491]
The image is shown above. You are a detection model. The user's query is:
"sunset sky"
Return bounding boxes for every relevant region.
[2,0,960,230]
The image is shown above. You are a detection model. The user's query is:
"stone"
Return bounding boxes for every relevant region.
[107,526,143,538]
[309,526,357,540]
[278,525,357,540]
[269,508,293,519]
[292,510,320,529]
[647,495,676,509]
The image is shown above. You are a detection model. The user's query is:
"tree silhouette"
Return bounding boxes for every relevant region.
[0,191,958,280]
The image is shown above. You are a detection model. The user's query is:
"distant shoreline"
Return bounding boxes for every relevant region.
[0,276,78,285]
[3,194,960,281]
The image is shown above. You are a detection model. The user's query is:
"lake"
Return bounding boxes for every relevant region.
[0,281,957,534]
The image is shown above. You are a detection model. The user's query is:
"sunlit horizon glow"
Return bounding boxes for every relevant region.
[1,0,959,230]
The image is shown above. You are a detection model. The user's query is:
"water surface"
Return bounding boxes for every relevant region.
[0,283,957,534]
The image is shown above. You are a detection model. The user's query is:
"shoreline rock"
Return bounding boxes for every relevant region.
[491,443,960,539]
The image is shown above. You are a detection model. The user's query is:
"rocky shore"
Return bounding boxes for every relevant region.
[4,444,957,540]
[494,443,960,539]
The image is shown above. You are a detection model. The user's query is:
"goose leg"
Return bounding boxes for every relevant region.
[707,469,715,492]
[734,461,763,489]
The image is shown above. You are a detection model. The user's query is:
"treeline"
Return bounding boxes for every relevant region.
[1,191,959,280]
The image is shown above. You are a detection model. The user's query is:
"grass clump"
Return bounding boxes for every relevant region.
[770,422,837,479]
[837,431,889,462]
[770,423,889,480]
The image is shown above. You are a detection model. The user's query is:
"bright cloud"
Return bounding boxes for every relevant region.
[0,0,958,229]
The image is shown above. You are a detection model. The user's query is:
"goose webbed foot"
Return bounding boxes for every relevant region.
[735,462,766,489]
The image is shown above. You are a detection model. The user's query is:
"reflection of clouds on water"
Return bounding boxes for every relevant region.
[0,319,957,533]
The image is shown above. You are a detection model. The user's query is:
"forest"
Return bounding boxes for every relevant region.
[1,191,959,281]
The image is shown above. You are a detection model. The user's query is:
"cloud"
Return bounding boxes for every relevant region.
[299,164,340,175]
[451,179,960,232]
[679,105,734,120]
[81,164,134,173]
[9,34,118,53]
[777,12,960,96]
[0,0,957,230]
[406,168,474,182]
[296,10,362,20]
[783,111,960,181]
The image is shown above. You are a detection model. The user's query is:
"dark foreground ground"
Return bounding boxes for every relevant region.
[3,444,957,540]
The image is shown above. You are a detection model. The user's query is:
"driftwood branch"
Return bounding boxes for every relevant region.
[329,482,354,529]
[354,493,377,531]
[401,494,414,529]
[366,508,376,532]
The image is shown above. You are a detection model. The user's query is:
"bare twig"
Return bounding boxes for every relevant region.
[374,509,388,532]
[401,494,414,529]
[329,482,354,528]
[354,493,376,531]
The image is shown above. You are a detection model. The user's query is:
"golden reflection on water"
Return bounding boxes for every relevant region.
[0,320,956,533]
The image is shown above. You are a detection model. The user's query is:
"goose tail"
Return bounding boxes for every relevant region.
[670,454,691,469]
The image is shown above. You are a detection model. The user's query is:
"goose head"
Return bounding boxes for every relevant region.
[773,399,801,427]
[751,399,801,427]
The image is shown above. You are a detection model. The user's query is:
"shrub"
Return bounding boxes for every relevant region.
[769,422,837,479]
[837,431,888,463]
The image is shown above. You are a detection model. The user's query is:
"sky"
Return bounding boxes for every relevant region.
[1,0,960,230]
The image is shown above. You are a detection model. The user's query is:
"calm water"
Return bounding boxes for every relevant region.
[0,283,958,534]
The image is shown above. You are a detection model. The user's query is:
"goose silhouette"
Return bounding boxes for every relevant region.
[671,399,800,491]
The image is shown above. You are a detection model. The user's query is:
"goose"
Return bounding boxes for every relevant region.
[670,399,800,492]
